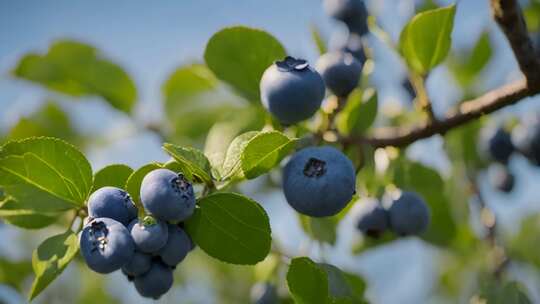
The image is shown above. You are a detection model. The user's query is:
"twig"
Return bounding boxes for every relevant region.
[343,79,535,148]
[491,0,540,86]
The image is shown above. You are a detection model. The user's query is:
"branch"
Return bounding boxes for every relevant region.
[341,0,540,148]
[491,0,540,86]
[343,79,536,148]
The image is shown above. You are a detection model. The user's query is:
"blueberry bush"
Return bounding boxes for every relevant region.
[1,0,540,303]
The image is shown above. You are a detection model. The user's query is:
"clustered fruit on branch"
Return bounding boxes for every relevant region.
[80,169,195,299]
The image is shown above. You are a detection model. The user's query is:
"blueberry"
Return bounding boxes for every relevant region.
[260,56,325,125]
[484,127,514,164]
[512,117,540,166]
[356,200,389,238]
[158,224,192,267]
[317,52,363,97]
[87,187,138,226]
[324,0,369,36]
[122,251,152,276]
[80,217,135,274]
[140,169,196,222]
[489,164,515,193]
[133,261,173,299]
[128,216,168,254]
[283,146,356,217]
[250,282,278,304]
[388,191,430,236]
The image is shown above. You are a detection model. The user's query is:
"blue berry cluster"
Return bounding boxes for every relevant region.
[482,114,540,193]
[356,191,431,238]
[80,168,196,299]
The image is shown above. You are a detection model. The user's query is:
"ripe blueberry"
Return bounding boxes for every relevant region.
[356,200,389,238]
[80,217,135,274]
[316,52,363,97]
[250,282,278,304]
[128,216,168,254]
[323,0,369,36]
[512,116,540,166]
[133,261,173,299]
[140,169,196,222]
[158,224,192,267]
[122,251,152,276]
[483,127,514,164]
[388,191,430,236]
[260,56,325,125]
[283,146,356,217]
[87,187,138,226]
[489,164,515,193]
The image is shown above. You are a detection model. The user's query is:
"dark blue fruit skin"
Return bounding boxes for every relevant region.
[316,52,363,97]
[512,119,540,166]
[388,191,430,236]
[490,164,515,193]
[122,251,152,276]
[324,0,368,36]
[250,282,278,304]
[140,169,196,222]
[283,146,356,217]
[356,200,389,237]
[159,224,192,267]
[87,187,138,226]
[133,261,173,299]
[80,217,135,274]
[260,56,325,125]
[128,218,168,254]
[486,127,514,164]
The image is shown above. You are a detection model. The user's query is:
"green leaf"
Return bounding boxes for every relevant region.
[394,160,457,247]
[507,214,540,268]
[0,198,61,229]
[204,107,266,173]
[299,197,357,245]
[287,257,330,304]
[91,164,133,193]
[319,264,367,303]
[13,40,136,113]
[342,272,367,302]
[445,119,486,170]
[241,131,296,179]
[204,26,287,102]
[29,231,79,300]
[125,163,162,207]
[399,5,457,75]
[163,64,244,143]
[311,25,327,55]
[299,215,337,245]
[449,31,492,87]
[162,144,213,185]
[7,101,80,145]
[336,89,378,136]
[478,280,531,304]
[220,131,260,180]
[0,137,93,215]
[0,258,33,291]
[185,192,271,265]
